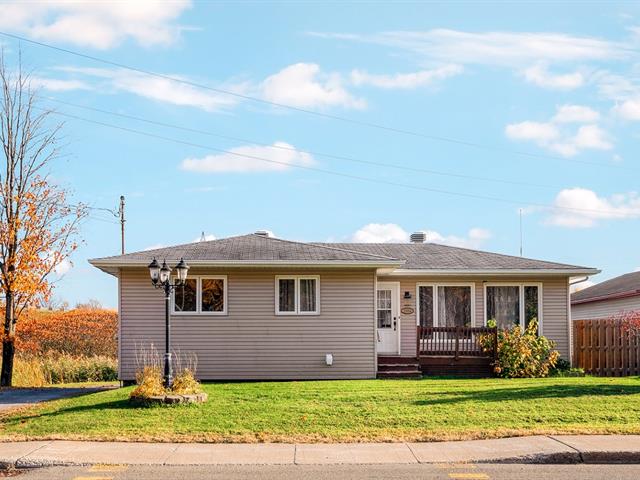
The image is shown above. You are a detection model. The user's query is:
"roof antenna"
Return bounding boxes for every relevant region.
[200,231,206,242]
[519,209,523,257]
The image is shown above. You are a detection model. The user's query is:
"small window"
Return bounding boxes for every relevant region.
[437,286,472,327]
[278,278,296,313]
[486,285,520,330]
[417,284,474,328]
[418,286,434,327]
[174,279,197,313]
[299,278,317,313]
[173,276,227,315]
[485,284,541,333]
[377,288,392,328]
[201,277,226,314]
[276,276,320,315]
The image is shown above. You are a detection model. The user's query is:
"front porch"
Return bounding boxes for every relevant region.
[378,326,498,378]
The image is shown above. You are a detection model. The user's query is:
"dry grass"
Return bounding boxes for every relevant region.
[2,376,640,443]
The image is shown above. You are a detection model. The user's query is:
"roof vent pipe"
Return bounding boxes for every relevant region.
[254,230,271,237]
[410,231,426,243]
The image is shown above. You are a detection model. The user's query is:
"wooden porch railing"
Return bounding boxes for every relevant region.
[417,326,497,359]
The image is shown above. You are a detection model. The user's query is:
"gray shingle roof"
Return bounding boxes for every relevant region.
[314,242,595,272]
[572,271,640,304]
[91,234,400,265]
[90,233,597,275]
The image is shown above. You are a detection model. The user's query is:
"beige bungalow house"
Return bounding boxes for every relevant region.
[90,232,598,381]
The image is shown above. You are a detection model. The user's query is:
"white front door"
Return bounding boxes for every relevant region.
[377,282,400,354]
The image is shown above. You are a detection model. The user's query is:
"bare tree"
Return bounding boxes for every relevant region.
[0,51,86,386]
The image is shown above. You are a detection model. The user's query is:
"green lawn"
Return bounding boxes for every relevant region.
[2,377,640,443]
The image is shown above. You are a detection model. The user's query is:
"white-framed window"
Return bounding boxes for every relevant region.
[416,283,476,328]
[483,283,542,333]
[173,275,227,315]
[275,275,320,315]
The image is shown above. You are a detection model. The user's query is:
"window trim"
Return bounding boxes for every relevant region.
[415,282,476,327]
[275,275,320,316]
[483,282,543,333]
[172,275,228,316]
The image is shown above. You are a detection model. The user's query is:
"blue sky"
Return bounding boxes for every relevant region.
[1,1,639,308]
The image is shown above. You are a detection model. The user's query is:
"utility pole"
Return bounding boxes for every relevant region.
[119,196,125,254]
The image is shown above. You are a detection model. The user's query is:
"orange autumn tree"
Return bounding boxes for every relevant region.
[0,52,86,386]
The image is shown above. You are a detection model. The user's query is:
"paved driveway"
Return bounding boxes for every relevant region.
[0,387,110,412]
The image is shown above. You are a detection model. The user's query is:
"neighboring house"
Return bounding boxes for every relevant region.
[90,232,598,380]
[572,271,640,320]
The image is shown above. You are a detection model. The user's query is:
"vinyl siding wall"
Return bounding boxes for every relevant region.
[572,295,640,320]
[119,267,376,380]
[379,275,572,359]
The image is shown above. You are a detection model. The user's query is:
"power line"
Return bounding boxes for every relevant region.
[1,30,626,171]
[43,107,638,218]
[43,96,571,190]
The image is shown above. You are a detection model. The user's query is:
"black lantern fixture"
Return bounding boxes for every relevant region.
[148,257,190,388]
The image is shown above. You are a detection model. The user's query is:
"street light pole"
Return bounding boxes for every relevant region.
[148,258,190,388]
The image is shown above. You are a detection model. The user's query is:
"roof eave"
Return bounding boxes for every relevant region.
[382,268,601,277]
[89,259,405,276]
[571,289,640,305]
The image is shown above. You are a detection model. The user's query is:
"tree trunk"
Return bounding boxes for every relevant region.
[1,291,15,387]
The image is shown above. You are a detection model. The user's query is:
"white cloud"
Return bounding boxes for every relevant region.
[570,280,595,293]
[350,223,491,248]
[0,1,192,50]
[62,67,240,112]
[420,228,492,249]
[635,267,640,272]
[261,63,365,109]
[350,64,463,89]
[352,223,409,243]
[53,258,72,276]
[547,187,640,228]
[522,63,585,90]
[180,142,315,173]
[505,105,611,157]
[29,76,92,92]
[552,105,600,123]
[613,97,640,120]
[311,29,628,66]
[505,121,559,143]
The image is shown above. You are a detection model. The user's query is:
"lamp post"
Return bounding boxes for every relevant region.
[148,257,190,388]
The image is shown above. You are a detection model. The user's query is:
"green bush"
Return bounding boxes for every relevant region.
[548,357,585,377]
[13,354,118,386]
[479,318,559,378]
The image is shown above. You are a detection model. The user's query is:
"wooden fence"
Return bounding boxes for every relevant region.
[573,319,640,376]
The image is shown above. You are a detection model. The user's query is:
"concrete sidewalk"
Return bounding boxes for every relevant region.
[1,436,640,467]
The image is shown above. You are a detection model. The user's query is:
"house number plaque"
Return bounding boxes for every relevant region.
[401,307,414,315]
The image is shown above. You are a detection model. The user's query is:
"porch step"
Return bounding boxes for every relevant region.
[377,369,422,379]
[377,356,422,379]
[378,363,421,372]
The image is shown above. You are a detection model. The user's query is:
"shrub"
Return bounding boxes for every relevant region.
[130,366,165,399]
[7,308,117,357]
[12,354,118,386]
[171,368,202,395]
[479,318,559,378]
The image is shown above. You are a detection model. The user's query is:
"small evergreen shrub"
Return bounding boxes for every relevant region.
[479,318,559,378]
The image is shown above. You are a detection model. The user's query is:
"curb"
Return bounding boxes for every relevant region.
[4,451,640,468]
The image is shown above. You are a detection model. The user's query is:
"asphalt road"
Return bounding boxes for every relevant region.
[6,463,640,479]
